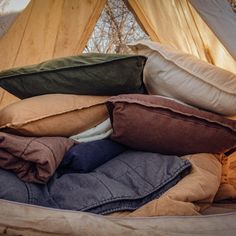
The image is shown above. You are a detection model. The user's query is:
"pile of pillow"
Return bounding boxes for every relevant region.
[1,41,236,156]
[0,53,147,138]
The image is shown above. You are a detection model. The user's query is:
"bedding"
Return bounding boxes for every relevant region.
[0,132,75,183]
[110,153,222,217]
[0,151,191,214]
[0,53,147,99]
[107,94,236,155]
[129,40,236,116]
[0,94,109,137]
[59,139,127,174]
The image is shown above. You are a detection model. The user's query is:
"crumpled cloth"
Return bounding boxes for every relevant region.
[70,118,112,143]
[215,151,236,201]
[110,153,222,217]
[59,139,127,174]
[0,132,75,183]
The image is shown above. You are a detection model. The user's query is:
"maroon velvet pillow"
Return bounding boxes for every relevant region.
[107,94,236,156]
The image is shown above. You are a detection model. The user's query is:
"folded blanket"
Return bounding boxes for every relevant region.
[59,139,127,174]
[0,132,75,183]
[0,151,191,214]
[110,153,222,217]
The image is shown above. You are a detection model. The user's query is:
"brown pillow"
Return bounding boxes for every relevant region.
[0,94,109,137]
[107,94,236,156]
[0,87,20,110]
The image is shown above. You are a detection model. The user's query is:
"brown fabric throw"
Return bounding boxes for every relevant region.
[215,152,236,201]
[0,132,75,184]
[110,153,222,217]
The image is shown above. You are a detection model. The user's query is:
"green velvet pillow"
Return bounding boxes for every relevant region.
[0,53,147,99]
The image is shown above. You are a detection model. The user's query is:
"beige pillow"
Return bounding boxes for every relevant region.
[129,40,236,116]
[0,94,109,137]
[0,87,20,110]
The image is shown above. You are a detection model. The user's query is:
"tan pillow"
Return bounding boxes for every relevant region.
[0,94,109,137]
[0,87,20,110]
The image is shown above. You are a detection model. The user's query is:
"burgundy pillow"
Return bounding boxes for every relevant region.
[107,94,236,156]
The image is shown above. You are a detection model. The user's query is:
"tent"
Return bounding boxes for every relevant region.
[0,0,236,235]
[0,0,236,73]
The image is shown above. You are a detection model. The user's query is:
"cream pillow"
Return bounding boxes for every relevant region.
[0,94,109,137]
[129,40,236,116]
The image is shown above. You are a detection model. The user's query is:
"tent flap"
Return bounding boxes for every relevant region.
[126,0,236,74]
[0,0,106,71]
[190,0,236,61]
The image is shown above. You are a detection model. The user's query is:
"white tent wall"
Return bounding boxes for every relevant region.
[0,0,106,71]
[126,0,236,74]
[190,0,236,61]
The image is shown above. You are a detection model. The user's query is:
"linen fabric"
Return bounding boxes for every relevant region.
[129,40,236,116]
[107,94,236,156]
[0,132,75,184]
[215,152,236,201]
[110,153,222,217]
[70,118,112,142]
[0,53,146,99]
[0,87,20,110]
[59,139,127,174]
[1,200,236,236]
[0,151,191,214]
[0,94,109,137]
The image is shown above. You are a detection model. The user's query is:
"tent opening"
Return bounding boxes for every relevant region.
[84,0,149,54]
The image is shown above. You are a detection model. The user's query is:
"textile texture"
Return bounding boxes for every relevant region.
[0,53,146,99]
[59,139,127,173]
[0,87,20,110]
[129,40,236,115]
[110,153,222,217]
[0,94,109,136]
[107,94,236,155]
[0,132,75,183]
[0,151,191,214]
[215,151,236,201]
[70,118,112,143]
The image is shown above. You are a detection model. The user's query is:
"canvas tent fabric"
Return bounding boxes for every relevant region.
[0,0,106,70]
[0,0,236,235]
[126,0,236,74]
[0,199,236,236]
[0,0,236,74]
[190,0,236,61]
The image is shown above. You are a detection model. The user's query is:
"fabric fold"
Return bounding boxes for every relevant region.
[0,150,191,214]
[0,132,75,183]
[69,118,112,143]
[110,153,222,217]
[215,152,236,201]
[59,139,127,174]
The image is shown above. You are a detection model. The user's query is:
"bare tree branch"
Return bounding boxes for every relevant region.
[84,0,149,54]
